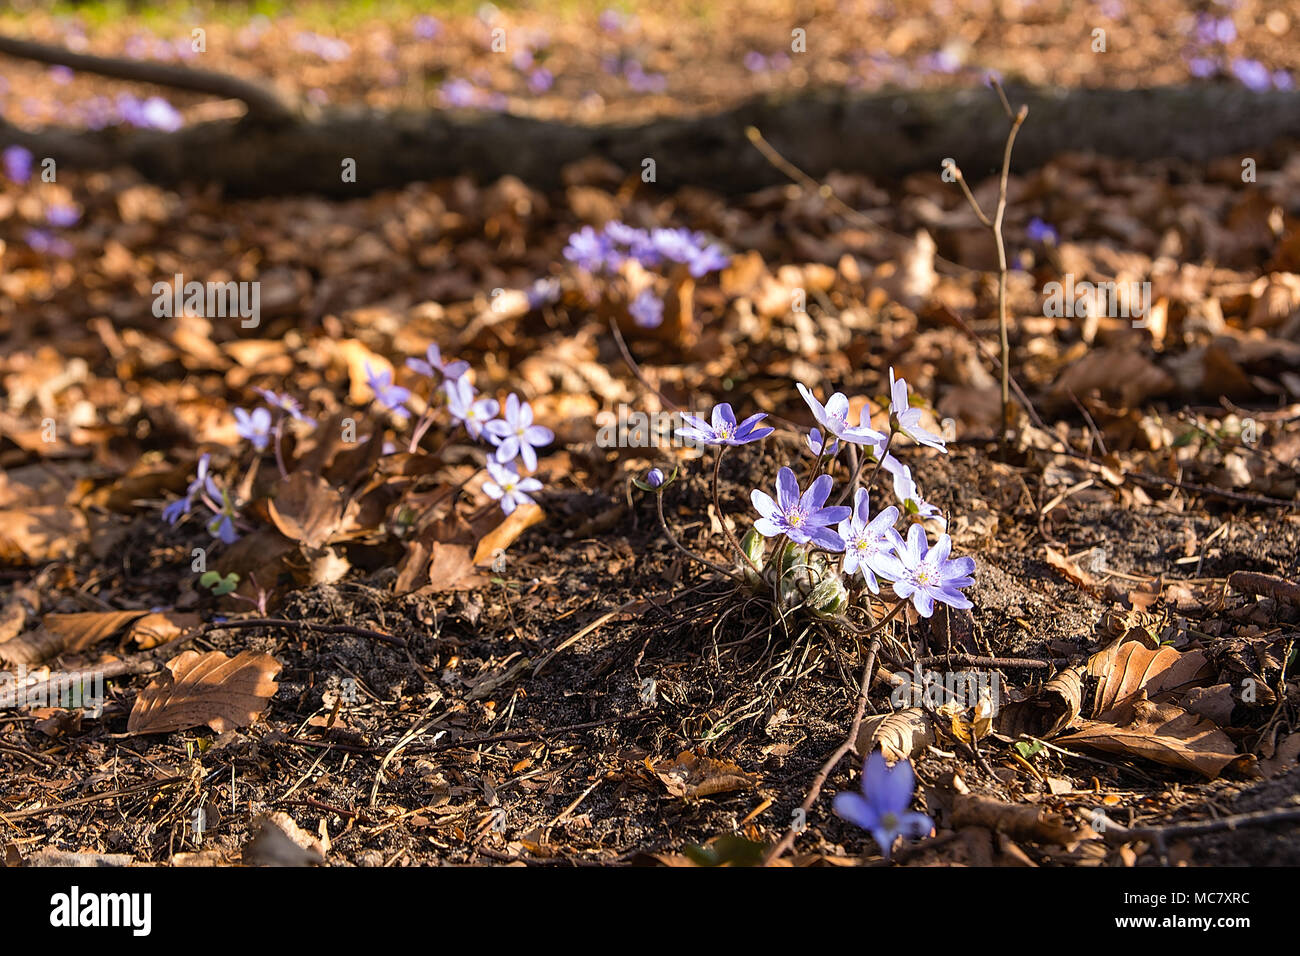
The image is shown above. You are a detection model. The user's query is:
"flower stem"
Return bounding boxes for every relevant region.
[713,446,762,574]
[656,490,744,583]
[835,429,893,506]
[272,419,289,480]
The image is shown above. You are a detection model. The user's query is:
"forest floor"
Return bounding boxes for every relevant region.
[1,1,1298,867]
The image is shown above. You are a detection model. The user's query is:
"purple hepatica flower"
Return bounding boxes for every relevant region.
[441,78,480,107]
[3,145,33,183]
[483,460,543,515]
[645,467,666,488]
[25,230,74,257]
[413,15,442,39]
[805,427,839,457]
[163,452,218,525]
[751,467,850,550]
[254,388,315,425]
[528,68,554,93]
[444,376,499,440]
[563,224,613,272]
[1186,55,1218,78]
[141,96,183,130]
[1195,14,1236,46]
[624,61,667,93]
[833,750,934,861]
[234,407,273,450]
[883,524,975,618]
[744,51,769,72]
[838,489,904,593]
[365,363,411,413]
[884,458,943,523]
[49,65,74,85]
[796,384,886,447]
[888,368,947,452]
[527,277,562,308]
[406,343,470,381]
[1232,58,1272,92]
[676,402,773,446]
[629,289,664,328]
[45,204,81,228]
[485,393,554,471]
[1025,216,1058,244]
[1274,70,1294,91]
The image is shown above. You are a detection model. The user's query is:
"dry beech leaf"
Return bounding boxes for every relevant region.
[243,812,326,867]
[951,793,1094,847]
[267,472,351,551]
[0,609,149,666]
[128,611,201,650]
[0,507,88,565]
[996,664,1084,740]
[1260,733,1300,778]
[127,649,281,735]
[1058,695,1252,779]
[473,503,544,567]
[1044,546,1098,592]
[652,751,761,799]
[856,708,934,761]
[1089,639,1211,721]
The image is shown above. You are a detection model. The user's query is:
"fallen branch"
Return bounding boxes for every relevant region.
[1101,806,1300,851]
[1228,570,1300,607]
[0,32,295,122]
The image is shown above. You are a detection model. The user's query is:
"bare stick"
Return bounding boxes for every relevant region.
[0,33,295,121]
[944,81,1029,443]
[762,601,906,865]
[1101,806,1300,850]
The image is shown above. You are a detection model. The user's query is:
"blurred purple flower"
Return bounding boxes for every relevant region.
[1026,216,1058,243]
[45,204,81,228]
[528,67,554,92]
[629,289,664,328]
[1232,58,1272,92]
[364,363,411,413]
[3,145,33,183]
[234,407,273,450]
[413,15,442,39]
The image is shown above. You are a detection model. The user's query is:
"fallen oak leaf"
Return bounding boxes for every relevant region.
[1057,695,1254,779]
[1089,639,1212,722]
[996,663,1084,741]
[651,751,761,799]
[855,708,934,761]
[127,649,281,735]
[0,609,149,667]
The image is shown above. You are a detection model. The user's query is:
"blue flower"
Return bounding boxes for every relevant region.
[1025,216,1058,244]
[485,393,553,471]
[880,524,975,618]
[888,368,947,452]
[805,427,839,457]
[563,225,614,272]
[750,467,851,550]
[629,289,664,328]
[837,489,904,594]
[645,467,666,488]
[233,407,273,450]
[483,460,543,515]
[254,388,315,425]
[676,402,773,446]
[365,363,411,413]
[833,750,934,861]
[163,453,219,525]
[406,344,470,382]
[444,377,499,440]
[883,458,944,524]
[3,145,33,183]
[796,384,886,447]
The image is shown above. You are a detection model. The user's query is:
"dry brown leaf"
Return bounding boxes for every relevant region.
[951,793,1093,847]
[856,708,934,761]
[1260,733,1300,777]
[0,609,148,666]
[242,812,326,866]
[128,611,201,650]
[127,649,281,735]
[0,506,87,565]
[996,664,1084,740]
[473,503,545,567]
[267,472,351,550]
[1058,695,1251,779]
[652,751,760,799]
[1090,640,1211,721]
[1044,546,1098,592]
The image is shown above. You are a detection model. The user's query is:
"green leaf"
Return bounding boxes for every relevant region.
[199,571,221,587]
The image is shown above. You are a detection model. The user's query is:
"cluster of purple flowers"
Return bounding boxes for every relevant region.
[657,369,972,619]
[390,345,555,515]
[160,453,240,544]
[1182,13,1292,90]
[563,221,730,329]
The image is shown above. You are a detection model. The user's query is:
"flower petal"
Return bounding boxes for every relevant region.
[775,467,799,511]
